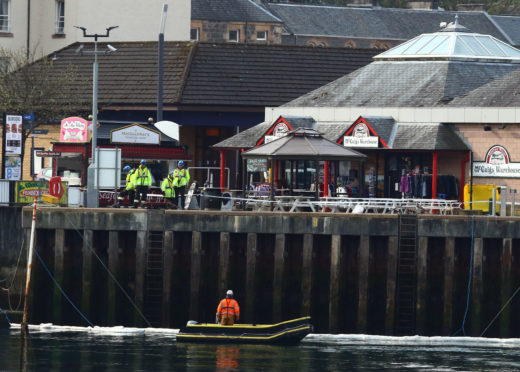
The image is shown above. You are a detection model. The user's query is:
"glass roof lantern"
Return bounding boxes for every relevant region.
[374,15,520,63]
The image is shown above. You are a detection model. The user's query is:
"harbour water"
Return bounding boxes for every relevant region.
[2,325,520,371]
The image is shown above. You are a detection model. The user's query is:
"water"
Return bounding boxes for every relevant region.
[2,325,520,371]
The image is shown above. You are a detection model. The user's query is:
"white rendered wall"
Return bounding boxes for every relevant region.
[1,0,190,56]
[265,107,520,124]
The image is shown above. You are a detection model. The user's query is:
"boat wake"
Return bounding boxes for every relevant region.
[8,324,520,348]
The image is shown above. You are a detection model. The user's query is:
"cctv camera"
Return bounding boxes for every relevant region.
[107,44,117,52]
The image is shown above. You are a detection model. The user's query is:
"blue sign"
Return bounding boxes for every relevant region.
[23,114,34,121]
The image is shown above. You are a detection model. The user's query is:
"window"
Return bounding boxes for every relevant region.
[257,31,267,41]
[55,0,65,34]
[229,30,239,43]
[190,28,199,41]
[0,0,10,33]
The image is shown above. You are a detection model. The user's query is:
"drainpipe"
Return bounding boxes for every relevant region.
[432,152,438,199]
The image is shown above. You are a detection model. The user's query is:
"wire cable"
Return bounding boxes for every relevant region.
[480,285,520,337]
[65,218,152,327]
[453,215,475,337]
[0,307,11,326]
[33,247,94,327]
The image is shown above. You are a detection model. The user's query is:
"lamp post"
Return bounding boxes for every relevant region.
[157,4,168,122]
[75,26,118,207]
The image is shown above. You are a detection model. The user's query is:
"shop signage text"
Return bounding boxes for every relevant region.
[111,124,160,145]
[61,117,89,143]
[473,145,520,178]
[36,151,62,157]
[344,122,379,148]
[265,122,289,144]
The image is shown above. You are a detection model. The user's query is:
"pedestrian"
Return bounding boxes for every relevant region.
[216,289,240,326]
[133,159,152,208]
[113,165,135,208]
[161,170,177,209]
[173,160,190,209]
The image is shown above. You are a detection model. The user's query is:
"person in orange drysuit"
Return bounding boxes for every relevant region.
[216,290,240,326]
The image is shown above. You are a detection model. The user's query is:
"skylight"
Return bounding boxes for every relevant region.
[374,16,520,63]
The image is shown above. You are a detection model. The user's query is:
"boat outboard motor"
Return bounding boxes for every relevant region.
[187,320,199,326]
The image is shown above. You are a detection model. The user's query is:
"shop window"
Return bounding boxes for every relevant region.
[55,0,65,34]
[229,30,239,43]
[257,31,267,41]
[0,0,10,33]
[190,28,199,41]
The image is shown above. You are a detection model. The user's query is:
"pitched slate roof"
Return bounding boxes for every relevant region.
[284,60,520,107]
[283,115,316,129]
[216,117,468,152]
[363,116,395,145]
[49,41,378,109]
[450,68,520,106]
[241,128,367,161]
[389,123,469,151]
[213,121,272,149]
[490,15,520,46]
[266,4,508,42]
[179,43,378,106]
[192,0,282,23]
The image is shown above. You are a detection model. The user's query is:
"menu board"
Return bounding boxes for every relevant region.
[5,115,22,155]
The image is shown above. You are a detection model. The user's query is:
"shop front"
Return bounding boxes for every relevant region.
[50,118,189,192]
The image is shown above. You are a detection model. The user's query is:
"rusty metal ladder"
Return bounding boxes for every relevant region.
[144,231,164,327]
[395,214,418,335]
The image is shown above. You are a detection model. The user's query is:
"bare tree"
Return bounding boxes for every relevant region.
[0,47,84,154]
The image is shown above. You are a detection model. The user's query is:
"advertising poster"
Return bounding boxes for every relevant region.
[5,115,23,155]
[15,181,68,204]
[5,156,22,180]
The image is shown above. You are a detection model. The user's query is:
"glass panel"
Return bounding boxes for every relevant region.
[460,35,491,56]
[382,38,419,56]
[494,39,520,57]
[420,36,449,54]
[402,35,434,54]
[56,1,64,33]
[476,36,507,56]
[0,0,9,32]
[453,39,474,56]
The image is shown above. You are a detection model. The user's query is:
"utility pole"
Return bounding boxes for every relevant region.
[157,4,168,122]
[74,26,118,207]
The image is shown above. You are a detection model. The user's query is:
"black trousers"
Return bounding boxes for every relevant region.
[119,189,135,204]
[135,186,148,204]
[175,185,186,209]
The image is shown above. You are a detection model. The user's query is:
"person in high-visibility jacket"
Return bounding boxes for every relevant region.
[173,160,190,209]
[216,289,240,326]
[114,165,135,208]
[161,170,178,209]
[133,159,152,208]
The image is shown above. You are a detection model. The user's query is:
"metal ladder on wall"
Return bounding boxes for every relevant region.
[144,231,164,327]
[395,214,418,335]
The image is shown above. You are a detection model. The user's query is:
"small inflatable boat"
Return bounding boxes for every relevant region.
[176,316,312,344]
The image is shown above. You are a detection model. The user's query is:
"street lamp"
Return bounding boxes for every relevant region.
[157,4,168,122]
[74,25,118,207]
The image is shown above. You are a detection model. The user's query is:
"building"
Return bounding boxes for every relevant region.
[190,0,283,44]
[217,17,520,202]
[0,0,190,56]
[0,42,378,184]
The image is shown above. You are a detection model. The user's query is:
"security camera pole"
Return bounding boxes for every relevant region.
[74,25,118,207]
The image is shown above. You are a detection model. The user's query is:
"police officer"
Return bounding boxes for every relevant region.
[161,170,177,209]
[133,159,152,208]
[114,165,135,208]
[173,160,190,209]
